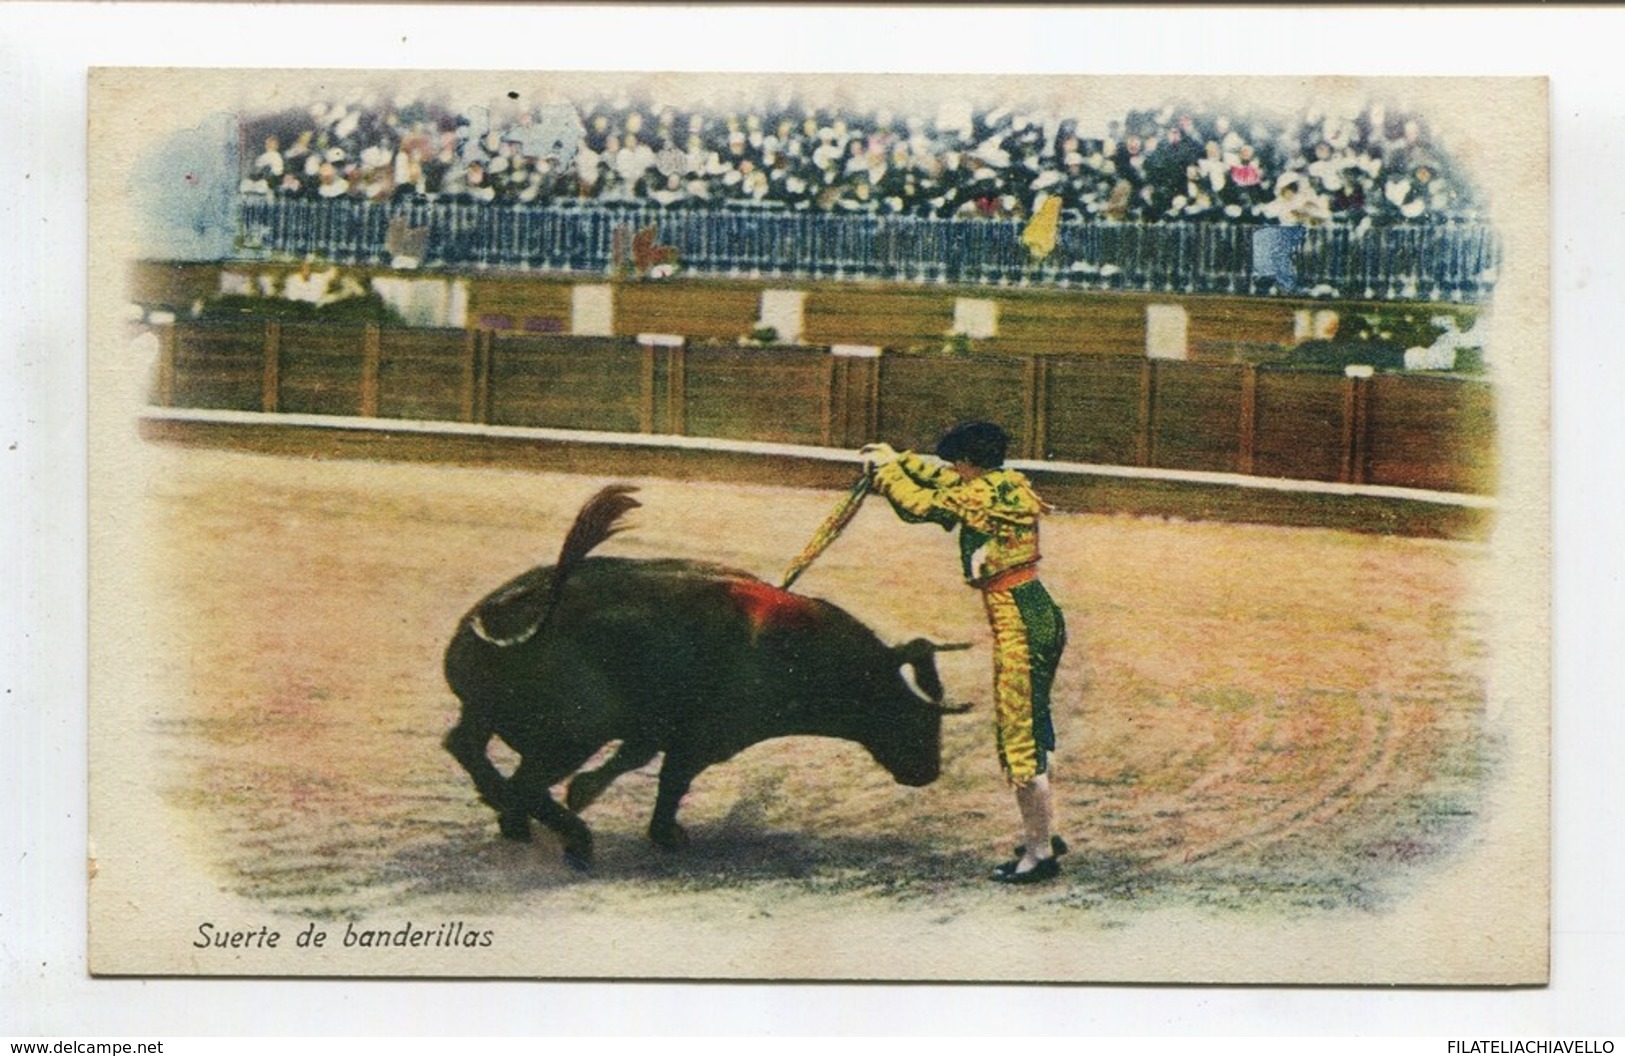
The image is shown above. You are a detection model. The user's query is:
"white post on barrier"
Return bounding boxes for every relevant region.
[571,284,615,337]
[759,289,807,345]
[1146,304,1190,360]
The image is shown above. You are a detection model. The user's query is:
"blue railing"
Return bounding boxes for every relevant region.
[238,197,1500,302]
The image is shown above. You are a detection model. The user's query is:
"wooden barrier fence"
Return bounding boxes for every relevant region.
[153,320,1496,495]
[129,261,1484,364]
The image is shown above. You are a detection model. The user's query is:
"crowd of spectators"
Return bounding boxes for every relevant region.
[239,93,1476,228]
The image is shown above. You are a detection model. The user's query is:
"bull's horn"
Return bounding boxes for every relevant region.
[936,699,976,715]
[896,637,972,662]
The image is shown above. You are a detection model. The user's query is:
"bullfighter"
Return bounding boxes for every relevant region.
[861,421,1068,884]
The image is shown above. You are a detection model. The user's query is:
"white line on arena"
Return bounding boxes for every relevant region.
[143,406,1497,510]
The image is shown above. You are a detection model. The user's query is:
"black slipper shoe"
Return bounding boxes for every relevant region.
[991,856,1061,885]
[996,835,1069,876]
[1013,835,1070,860]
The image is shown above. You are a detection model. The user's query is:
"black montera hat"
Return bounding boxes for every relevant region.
[935,420,1009,469]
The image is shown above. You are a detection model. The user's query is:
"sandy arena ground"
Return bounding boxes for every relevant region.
[98,441,1504,977]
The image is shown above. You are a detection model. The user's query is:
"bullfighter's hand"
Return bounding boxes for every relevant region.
[860,442,898,468]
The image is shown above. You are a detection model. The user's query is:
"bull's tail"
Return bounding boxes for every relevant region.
[552,484,641,607]
[469,484,641,648]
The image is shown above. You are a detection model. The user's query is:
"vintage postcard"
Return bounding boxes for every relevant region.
[87,67,1549,983]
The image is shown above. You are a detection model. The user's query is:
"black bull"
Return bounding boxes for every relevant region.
[443,485,971,868]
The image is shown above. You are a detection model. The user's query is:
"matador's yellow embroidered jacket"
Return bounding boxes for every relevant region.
[870,451,1049,586]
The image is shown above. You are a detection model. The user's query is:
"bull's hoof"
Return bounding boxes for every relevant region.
[498,811,533,842]
[561,831,594,871]
[649,822,688,851]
